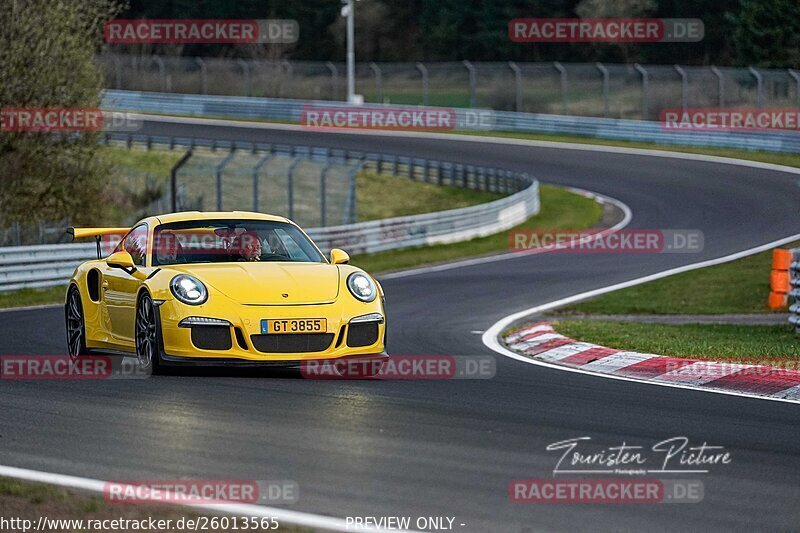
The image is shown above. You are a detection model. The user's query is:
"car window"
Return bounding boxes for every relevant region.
[152,219,325,266]
[123,224,148,266]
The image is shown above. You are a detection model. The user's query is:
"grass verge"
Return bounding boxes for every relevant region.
[349,184,602,273]
[0,477,309,533]
[555,242,800,315]
[0,286,66,310]
[553,320,800,363]
[356,171,502,221]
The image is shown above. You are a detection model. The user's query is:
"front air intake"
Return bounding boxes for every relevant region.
[250,333,334,353]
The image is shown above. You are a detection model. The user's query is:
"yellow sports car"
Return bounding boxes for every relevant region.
[65,212,387,374]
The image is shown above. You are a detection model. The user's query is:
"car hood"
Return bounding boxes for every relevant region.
[170,262,340,305]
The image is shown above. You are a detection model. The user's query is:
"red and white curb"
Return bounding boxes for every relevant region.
[503,322,800,402]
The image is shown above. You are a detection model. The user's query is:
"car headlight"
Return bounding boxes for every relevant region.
[170,274,208,305]
[347,272,377,302]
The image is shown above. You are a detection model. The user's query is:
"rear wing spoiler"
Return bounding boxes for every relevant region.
[67,227,130,259]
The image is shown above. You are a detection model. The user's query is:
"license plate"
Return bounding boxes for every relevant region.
[261,318,327,334]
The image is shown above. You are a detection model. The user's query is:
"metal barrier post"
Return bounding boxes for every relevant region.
[237,59,251,96]
[369,62,382,102]
[111,55,123,89]
[674,65,688,111]
[416,62,429,106]
[508,61,522,112]
[195,58,208,95]
[326,61,339,100]
[464,60,477,108]
[170,149,193,212]
[554,61,567,114]
[287,157,303,220]
[252,152,275,212]
[634,63,649,119]
[596,62,609,118]
[151,56,166,92]
[789,69,800,109]
[749,67,763,108]
[216,148,237,210]
[710,66,725,108]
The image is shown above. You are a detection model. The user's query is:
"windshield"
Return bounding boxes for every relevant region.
[152,219,325,266]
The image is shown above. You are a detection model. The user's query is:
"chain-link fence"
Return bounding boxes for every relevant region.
[98,54,800,120]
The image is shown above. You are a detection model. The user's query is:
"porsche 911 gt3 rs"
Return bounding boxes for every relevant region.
[65,212,387,373]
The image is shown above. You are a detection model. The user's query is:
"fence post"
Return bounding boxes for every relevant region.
[216,148,237,210]
[553,61,567,114]
[237,59,251,96]
[634,63,649,119]
[789,69,800,109]
[287,157,303,220]
[195,57,208,95]
[252,152,274,212]
[369,62,383,102]
[280,60,293,98]
[508,61,522,112]
[710,65,725,108]
[674,64,688,111]
[326,61,339,100]
[463,60,477,108]
[151,56,166,92]
[416,62,429,106]
[596,62,609,118]
[111,54,123,89]
[170,149,193,212]
[749,66,763,108]
[320,159,332,227]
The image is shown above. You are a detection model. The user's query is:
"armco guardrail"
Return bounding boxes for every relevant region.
[0,145,537,292]
[103,90,800,154]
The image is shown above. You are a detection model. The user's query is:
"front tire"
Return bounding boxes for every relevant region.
[135,292,163,374]
[65,286,88,361]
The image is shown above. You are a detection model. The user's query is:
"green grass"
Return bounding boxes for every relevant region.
[356,171,502,221]
[102,145,183,175]
[556,243,799,315]
[553,320,800,363]
[350,184,603,273]
[0,286,65,309]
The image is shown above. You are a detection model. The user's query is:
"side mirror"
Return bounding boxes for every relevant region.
[107,250,136,270]
[330,248,350,265]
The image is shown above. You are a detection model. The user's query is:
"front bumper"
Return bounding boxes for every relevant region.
[156,298,386,363]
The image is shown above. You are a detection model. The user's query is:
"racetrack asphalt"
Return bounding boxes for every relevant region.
[2,121,800,531]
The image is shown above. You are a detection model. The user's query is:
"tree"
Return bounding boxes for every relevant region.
[730,0,800,67]
[0,0,122,229]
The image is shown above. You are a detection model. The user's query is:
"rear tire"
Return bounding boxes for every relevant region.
[65,286,88,361]
[135,292,164,374]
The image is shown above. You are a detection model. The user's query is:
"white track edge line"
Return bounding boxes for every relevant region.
[482,232,800,406]
[0,465,420,533]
